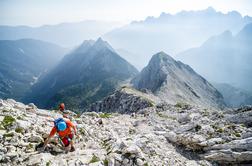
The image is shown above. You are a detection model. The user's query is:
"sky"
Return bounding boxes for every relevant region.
[1,0,252,26]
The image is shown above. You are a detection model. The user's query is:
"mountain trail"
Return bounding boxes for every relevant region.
[1,99,252,165]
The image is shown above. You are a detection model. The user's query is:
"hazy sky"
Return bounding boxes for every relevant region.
[1,0,252,26]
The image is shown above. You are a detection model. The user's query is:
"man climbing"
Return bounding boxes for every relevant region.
[42,118,77,152]
[58,102,78,128]
[59,103,71,119]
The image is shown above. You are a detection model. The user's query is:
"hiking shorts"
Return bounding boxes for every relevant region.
[61,134,73,147]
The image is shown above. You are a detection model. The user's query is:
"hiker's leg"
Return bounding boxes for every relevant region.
[70,140,75,152]
[68,134,75,152]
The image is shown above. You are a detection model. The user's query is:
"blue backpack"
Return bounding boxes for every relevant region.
[54,118,65,131]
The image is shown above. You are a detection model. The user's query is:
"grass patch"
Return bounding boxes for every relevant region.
[15,127,24,133]
[0,124,5,130]
[124,152,131,158]
[157,112,176,120]
[3,132,14,138]
[89,154,100,163]
[211,124,224,133]
[234,133,241,137]
[175,102,191,110]
[1,115,15,129]
[144,163,149,166]
[28,143,33,149]
[216,128,224,133]
[46,161,51,166]
[2,109,9,113]
[79,128,86,135]
[17,116,23,120]
[99,113,112,118]
[103,159,109,166]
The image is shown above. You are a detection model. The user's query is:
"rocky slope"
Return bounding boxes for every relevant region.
[1,91,252,165]
[87,86,160,113]
[25,38,138,111]
[132,52,225,109]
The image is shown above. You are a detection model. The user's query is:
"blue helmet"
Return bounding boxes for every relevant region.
[57,121,67,131]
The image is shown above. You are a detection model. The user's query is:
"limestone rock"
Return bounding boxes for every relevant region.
[27,134,43,143]
[0,99,252,165]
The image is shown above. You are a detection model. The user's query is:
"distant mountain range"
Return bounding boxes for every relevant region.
[132,52,225,109]
[213,83,252,108]
[0,20,121,47]
[0,39,66,100]
[178,23,252,93]
[1,8,251,71]
[24,38,138,110]
[103,7,252,69]
[1,7,251,109]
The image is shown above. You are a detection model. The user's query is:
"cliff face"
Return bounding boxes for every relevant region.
[86,86,158,113]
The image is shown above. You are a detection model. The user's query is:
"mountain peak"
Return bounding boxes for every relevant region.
[132,52,225,108]
[205,6,216,13]
[202,30,233,47]
[92,37,115,52]
[80,39,95,46]
[237,23,252,36]
[74,40,95,54]
[150,51,176,65]
[228,10,242,18]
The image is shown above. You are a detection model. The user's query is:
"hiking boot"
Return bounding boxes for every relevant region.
[70,146,75,152]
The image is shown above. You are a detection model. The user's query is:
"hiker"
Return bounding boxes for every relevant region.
[59,103,71,119]
[58,103,78,127]
[42,118,77,152]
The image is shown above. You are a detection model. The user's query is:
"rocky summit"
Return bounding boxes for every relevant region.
[132,52,225,109]
[0,89,252,165]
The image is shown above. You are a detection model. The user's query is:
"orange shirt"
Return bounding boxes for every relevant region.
[49,119,75,138]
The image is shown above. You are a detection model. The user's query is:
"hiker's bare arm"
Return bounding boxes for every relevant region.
[73,125,77,135]
[43,136,52,149]
[43,128,56,149]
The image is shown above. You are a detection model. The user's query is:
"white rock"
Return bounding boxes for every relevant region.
[28,134,43,143]
[209,137,252,151]
[200,138,223,147]
[200,125,214,135]
[165,131,177,143]
[122,158,129,165]
[124,144,144,158]
[136,158,144,166]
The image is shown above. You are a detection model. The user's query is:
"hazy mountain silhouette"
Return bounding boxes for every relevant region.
[25,38,138,111]
[0,39,66,100]
[213,83,252,108]
[0,20,121,47]
[178,23,252,93]
[104,7,252,69]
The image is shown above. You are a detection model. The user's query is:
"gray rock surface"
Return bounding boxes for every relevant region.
[87,86,159,113]
[226,106,252,127]
[0,98,251,165]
